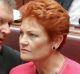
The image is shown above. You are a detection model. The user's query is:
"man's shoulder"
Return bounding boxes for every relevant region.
[2,45,21,60]
[3,45,19,55]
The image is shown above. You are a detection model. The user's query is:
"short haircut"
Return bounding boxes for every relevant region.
[19,0,70,50]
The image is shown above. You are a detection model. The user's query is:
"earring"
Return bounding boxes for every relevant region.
[52,46,56,52]
[53,46,56,49]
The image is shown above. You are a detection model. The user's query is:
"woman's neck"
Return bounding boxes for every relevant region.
[34,52,65,74]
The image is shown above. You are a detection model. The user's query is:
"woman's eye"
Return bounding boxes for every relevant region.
[20,31,23,36]
[28,33,38,38]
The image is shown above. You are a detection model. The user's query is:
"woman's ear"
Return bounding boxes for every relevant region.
[52,35,63,50]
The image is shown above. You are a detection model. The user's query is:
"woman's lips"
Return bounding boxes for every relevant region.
[20,49,31,53]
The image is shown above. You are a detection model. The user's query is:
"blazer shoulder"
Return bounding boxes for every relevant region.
[10,62,36,74]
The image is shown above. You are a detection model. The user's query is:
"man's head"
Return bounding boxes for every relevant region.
[0,0,13,48]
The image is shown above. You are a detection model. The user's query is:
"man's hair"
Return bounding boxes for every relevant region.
[0,0,12,11]
[6,0,16,9]
[0,0,13,21]
[0,0,16,9]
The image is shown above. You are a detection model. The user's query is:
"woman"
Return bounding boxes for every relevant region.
[10,0,80,74]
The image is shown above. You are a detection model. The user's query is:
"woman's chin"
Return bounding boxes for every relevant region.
[20,54,32,61]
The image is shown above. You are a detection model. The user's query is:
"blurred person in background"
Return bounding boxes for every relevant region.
[10,0,80,74]
[0,0,23,74]
[57,0,80,27]
[6,0,16,9]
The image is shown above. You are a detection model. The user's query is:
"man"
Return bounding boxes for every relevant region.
[0,0,23,74]
[6,0,16,9]
[56,0,73,10]
[57,0,80,27]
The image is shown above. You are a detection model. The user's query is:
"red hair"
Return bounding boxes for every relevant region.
[19,0,70,50]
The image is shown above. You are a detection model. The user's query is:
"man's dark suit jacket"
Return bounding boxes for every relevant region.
[56,0,73,10]
[0,45,23,74]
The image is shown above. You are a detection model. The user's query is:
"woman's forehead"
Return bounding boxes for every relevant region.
[21,17,44,29]
[20,19,48,36]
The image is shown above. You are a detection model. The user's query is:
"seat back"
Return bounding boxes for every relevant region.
[4,27,20,50]
[61,35,80,63]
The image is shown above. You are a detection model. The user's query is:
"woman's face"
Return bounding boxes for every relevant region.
[19,17,52,61]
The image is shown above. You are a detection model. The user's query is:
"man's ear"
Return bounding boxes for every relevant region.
[52,35,63,50]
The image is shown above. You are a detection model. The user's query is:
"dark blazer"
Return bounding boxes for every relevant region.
[0,45,23,74]
[56,0,73,10]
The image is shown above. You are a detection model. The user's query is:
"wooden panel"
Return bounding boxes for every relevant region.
[15,0,23,8]
[15,0,31,8]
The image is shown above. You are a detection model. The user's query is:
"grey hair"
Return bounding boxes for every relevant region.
[0,0,16,9]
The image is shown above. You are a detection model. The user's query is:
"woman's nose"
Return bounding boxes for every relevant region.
[19,35,29,46]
